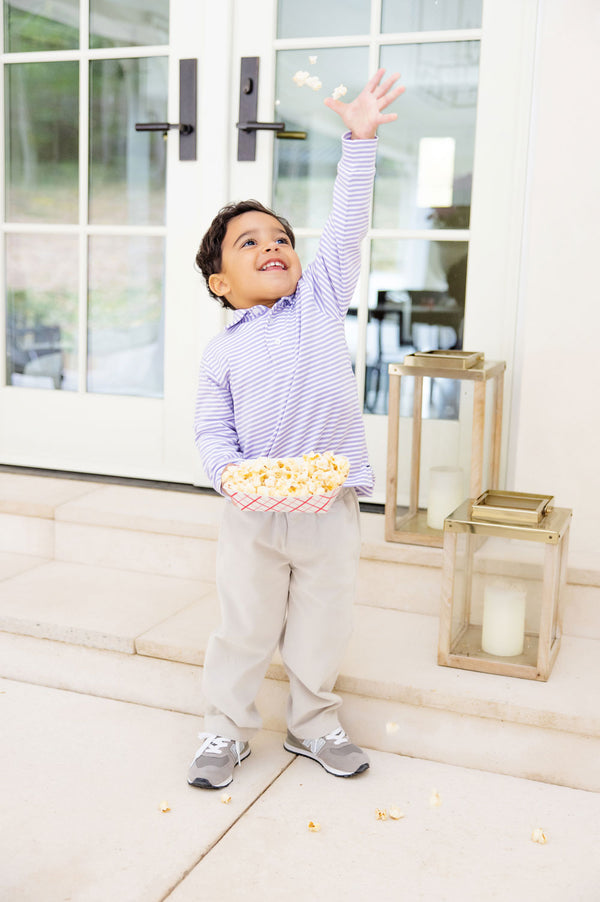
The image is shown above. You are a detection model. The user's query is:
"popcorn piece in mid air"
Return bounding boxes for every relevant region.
[309,55,318,64]
[306,75,322,91]
[332,84,348,101]
[293,70,310,87]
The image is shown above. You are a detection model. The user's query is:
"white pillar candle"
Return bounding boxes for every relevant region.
[481,583,527,657]
[426,466,464,530]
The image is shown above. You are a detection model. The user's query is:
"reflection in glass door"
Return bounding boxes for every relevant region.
[3,0,169,397]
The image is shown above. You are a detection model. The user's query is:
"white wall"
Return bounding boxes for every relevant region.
[509,0,600,557]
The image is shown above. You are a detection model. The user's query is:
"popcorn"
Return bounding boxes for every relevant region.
[308,820,321,832]
[293,70,310,87]
[332,84,348,101]
[375,808,388,820]
[221,793,232,804]
[389,807,405,820]
[385,721,400,734]
[429,790,442,807]
[531,828,548,844]
[223,452,349,499]
[159,801,171,813]
[309,55,318,64]
[305,75,322,91]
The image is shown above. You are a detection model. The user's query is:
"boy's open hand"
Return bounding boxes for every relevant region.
[324,68,405,140]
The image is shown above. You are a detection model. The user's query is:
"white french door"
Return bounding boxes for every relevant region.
[0,0,538,498]
[0,0,230,484]
[228,0,538,503]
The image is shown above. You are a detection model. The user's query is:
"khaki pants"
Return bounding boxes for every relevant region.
[202,488,361,741]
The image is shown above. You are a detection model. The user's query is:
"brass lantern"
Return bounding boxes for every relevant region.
[385,351,506,547]
[438,490,572,681]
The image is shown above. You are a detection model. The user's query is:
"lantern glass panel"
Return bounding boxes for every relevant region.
[448,532,549,667]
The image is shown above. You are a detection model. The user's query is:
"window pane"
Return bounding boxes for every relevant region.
[382,0,482,32]
[273,47,369,228]
[373,43,479,230]
[277,0,370,38]
[89,57,168,226]
[4,0,79,52]
[5,234,79,391]
[5,62,79,223]
[90,0,169,49]
[87,236,164,397]
[354,239,468,416]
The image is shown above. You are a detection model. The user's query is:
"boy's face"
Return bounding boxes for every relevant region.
[209,211,302,310]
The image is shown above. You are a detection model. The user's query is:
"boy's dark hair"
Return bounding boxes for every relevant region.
[195,199,296,309]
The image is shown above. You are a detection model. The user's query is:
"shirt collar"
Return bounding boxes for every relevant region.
[227,294,294,328]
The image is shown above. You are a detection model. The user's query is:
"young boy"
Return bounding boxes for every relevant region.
[189,70,405,789]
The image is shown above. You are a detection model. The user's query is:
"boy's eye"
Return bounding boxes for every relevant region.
[242,238,256,247]
[276,237,289,245]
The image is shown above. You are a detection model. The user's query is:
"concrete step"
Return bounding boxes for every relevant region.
[0,553,598,792]
[1,472,599,631]
[1,472,599,793]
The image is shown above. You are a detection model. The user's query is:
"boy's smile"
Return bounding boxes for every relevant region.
[208,211,302,310]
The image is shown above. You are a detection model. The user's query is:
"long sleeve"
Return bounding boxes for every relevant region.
[194,358,243,493]
[303,133,378,319]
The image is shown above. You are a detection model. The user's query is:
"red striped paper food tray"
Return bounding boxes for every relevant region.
[226,487,341,513]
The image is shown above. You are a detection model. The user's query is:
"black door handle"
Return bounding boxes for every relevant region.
[134,59,197,161]
[135,122,194,135]
[237,58,307,161]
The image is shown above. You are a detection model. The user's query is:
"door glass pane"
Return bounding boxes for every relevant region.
[382,0,482,33]
[5,234,79,390]
[273,47,369,227]
[90,0,169,49]
[277,0,370,38]
[349,239,468,416]
[4,0,79,52]
[373,43,479,230]
[89,57,168,225]
[87,235,164,397]
[5,62,79,223]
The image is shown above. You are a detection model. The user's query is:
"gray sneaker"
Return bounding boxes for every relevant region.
[187,733,250,789]
[284,727,369,777]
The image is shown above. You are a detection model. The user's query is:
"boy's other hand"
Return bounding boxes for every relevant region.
[324,68,405,140]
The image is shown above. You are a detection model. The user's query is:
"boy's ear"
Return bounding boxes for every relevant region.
[208,273,230,298]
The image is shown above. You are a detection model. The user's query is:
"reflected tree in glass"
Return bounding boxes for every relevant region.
[5,62,79,223]
[90,0,169,48]
[5,234,79,390]
[89,57,168,225]
[87,236,165,397]
[4,0,79,52]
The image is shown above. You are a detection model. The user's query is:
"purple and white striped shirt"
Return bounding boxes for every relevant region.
[194,133,377,497]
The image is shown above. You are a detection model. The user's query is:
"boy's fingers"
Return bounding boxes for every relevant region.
[375,72,402,98]
[365,67,386,92]
[378,85,406,110]
[323,97,345,114]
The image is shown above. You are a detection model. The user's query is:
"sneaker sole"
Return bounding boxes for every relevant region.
[188,747,251,789]
[283,740,369,777]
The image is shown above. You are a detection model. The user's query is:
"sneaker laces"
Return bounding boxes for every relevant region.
[192,732,243,765]
[324,727,350,746]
